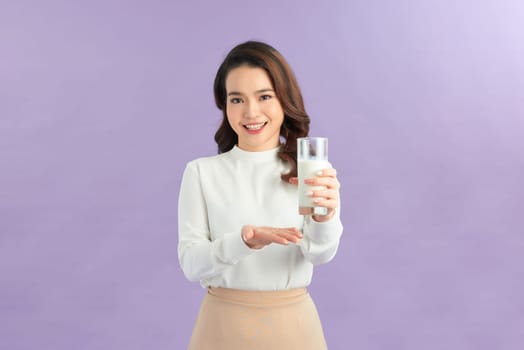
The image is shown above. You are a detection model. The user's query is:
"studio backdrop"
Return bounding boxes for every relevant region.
[1,0,523,349]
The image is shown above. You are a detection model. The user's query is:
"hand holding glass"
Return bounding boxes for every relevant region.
[298,137,329,215]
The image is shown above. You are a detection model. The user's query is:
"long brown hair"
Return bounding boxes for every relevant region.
[213,41,310,181]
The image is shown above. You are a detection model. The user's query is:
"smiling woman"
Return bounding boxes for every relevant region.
[213,41,311,182]
[177,41,343,350]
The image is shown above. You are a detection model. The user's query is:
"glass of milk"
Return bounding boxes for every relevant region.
[297,137,329,215]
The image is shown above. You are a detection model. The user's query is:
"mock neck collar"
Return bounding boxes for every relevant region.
[230,145,281,162]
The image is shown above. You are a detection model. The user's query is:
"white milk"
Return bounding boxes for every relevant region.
[298,159,330,215]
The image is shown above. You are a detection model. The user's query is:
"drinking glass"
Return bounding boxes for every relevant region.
[297,137,329,215]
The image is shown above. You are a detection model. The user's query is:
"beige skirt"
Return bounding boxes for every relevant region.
[187,287,328,350]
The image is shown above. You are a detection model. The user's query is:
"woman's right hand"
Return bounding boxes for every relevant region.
[241,225,303,250]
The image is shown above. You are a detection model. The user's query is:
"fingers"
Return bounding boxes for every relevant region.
[243,226,303,249]
[303,167,340,212]
[308,188,338,200]
[291,168,337,186]
[252,232,291,246]
[275,229,303,244]
[257,226,299,235]
[256,231,289,245]
[312,198,338,209]
[256,227,302,244]
[304,167,340,189]
[317,168,337,178]
[304,176,340,189]
[307,189,339,209]
[292,168,335,182]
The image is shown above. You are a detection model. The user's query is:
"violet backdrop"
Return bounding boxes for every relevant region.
[1,0,523,349]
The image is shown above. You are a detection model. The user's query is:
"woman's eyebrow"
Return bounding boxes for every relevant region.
[255,88,274,94]
[227,88,274,96]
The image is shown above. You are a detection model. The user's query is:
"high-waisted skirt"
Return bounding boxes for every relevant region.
[187,287,328,350]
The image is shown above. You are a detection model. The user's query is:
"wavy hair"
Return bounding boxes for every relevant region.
[213,41,310,181]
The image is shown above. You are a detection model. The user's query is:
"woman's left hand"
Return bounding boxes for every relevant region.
[289,167,340,222]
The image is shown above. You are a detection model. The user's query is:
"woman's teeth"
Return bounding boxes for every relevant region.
[244,122,266,130]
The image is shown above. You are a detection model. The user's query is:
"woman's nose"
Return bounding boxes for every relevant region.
[243,101,259,119]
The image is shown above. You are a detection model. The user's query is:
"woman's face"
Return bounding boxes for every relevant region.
[225,65,284,152]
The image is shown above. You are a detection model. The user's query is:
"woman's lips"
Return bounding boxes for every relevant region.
[243,122,267,134]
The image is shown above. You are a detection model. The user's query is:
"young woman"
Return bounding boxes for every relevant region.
[178,41,343,350]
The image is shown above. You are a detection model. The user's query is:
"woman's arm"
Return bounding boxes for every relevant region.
[178,162,303,282]
[300,213,343,265]
[177,162,253,282]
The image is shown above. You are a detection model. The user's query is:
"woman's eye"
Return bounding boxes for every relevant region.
[260,95,272,101]
[230,98,242,104]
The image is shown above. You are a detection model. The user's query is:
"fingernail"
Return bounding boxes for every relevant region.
[316,170,323,176]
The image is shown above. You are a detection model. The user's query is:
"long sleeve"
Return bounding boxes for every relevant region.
[299,211,343,265]
[177,162,253,282]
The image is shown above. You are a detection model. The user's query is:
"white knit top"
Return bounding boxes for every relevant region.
[178,146,343,290]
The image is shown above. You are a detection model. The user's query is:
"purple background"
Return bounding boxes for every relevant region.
[1,0,523,349]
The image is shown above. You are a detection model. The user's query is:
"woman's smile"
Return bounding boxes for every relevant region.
[243,121,268,134]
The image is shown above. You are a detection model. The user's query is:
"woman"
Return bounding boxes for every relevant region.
[178,41,343,350]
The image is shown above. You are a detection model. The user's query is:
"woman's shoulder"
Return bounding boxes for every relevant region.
[184,151,233,170]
